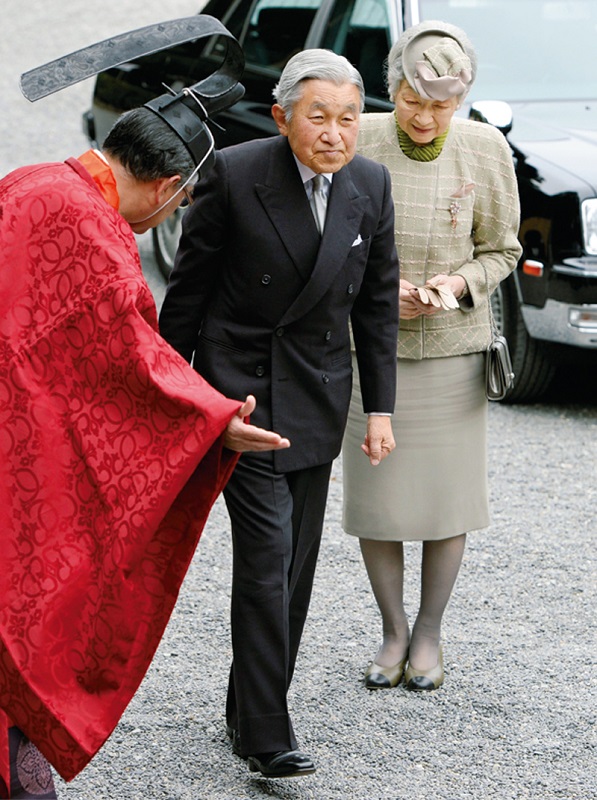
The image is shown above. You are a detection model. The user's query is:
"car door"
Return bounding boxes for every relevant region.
[208,0,327,145]
[153,0,407,272]
[209,0,404,146]
[319,0,402,108]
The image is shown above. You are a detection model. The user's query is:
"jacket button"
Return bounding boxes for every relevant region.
[255,366,265,377]
[322,374,330,384]
[261,274,272,285]
[276,327,285,337]
[324,330,332,341]
[347,283,354,294]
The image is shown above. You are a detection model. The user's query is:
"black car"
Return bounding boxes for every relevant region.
[83,0,597,402]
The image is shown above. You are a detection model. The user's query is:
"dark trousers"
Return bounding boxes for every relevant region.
[223,451,333,756]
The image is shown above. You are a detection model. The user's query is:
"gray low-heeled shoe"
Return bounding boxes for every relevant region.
[364,655,408,689]
[404,645,444,691]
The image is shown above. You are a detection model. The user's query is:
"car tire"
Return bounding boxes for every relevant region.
[493,274,556,403]
[152,208,185,279]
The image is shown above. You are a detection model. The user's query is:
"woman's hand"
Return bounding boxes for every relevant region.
[426,273,468,299]
[399,275,468,319]
[399,278,440,319]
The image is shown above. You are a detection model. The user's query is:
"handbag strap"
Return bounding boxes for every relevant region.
[480,261,499,340]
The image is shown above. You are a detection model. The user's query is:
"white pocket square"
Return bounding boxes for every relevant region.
[351,234,363,247]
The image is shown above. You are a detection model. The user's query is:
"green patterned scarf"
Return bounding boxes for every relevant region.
[395,113,449,161]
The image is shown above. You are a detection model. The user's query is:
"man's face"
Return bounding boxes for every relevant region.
[127,178,191,235]
[272,79,361,173]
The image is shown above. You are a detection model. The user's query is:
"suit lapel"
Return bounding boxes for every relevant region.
[255,141,321,282]
[254,141,369,324]
[280,165,368,325]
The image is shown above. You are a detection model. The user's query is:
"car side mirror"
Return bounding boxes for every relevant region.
[469,100,513,136]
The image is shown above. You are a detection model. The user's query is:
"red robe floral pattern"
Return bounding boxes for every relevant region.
[0,155,241,792]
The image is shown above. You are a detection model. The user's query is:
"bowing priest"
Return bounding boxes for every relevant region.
[0,97,290,799]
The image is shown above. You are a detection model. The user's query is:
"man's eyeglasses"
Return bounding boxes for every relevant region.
[129,121,214,224]
[180,184,195,208]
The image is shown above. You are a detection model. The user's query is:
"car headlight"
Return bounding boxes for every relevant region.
[582,198,597,255]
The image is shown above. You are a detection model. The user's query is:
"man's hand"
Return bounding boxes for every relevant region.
[223,395,291,452]
[360,415,395,466]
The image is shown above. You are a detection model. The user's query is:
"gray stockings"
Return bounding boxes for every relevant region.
[359,534,466,670]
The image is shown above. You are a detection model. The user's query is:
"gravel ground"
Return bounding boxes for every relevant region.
[61,241,597,800]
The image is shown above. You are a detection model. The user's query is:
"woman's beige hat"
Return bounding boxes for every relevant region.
[403,29,473,101]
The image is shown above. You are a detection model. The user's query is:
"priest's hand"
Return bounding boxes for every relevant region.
[223,395,291,452]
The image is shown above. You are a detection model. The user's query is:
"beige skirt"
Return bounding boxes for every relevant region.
[342,353,489,541]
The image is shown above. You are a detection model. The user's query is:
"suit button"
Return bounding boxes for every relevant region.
[324,330,332,341]
[261,274,272,285]
[276,327,285,337]
[322,374,330,384]
[347,283,354,294]
[255,366,265,377]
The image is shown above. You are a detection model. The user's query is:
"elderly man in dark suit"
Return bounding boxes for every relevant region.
[159,48,399,778]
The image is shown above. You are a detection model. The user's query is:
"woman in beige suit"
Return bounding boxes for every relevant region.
[342,20,522,690]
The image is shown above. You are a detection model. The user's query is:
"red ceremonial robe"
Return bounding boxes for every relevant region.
[0,155,241,791]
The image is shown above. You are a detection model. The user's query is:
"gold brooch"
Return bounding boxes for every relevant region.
[449,182,475,230]
[449,200,461,229]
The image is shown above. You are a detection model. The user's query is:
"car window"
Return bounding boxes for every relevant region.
[321,0,392,100]
[419,0,597,101]
[237,0,322,69]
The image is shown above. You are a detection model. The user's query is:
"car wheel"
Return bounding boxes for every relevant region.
[493,274,556,403]
[152,208,184,279]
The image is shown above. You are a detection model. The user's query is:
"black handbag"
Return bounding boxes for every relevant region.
[484,278,515,401]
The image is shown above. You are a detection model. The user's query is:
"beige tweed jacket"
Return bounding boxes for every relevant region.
[358,113,522,359]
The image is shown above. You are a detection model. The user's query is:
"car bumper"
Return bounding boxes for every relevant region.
[522,300,597,348]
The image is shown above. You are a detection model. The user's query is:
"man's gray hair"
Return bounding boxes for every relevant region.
[273,49,365,119]
[386,20,477,102]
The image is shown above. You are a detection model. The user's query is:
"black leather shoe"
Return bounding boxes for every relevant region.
[225,725,243,758]
[247,750,316,778]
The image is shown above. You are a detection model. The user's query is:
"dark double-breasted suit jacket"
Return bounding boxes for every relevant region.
[159,133,399,755]
[159,134,399,469]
